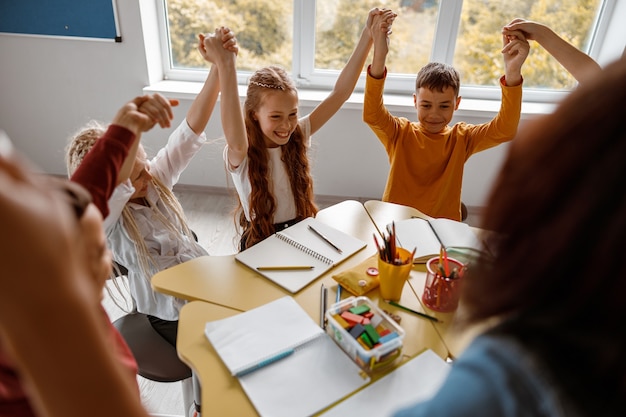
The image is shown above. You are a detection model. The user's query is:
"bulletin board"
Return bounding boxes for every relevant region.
[0,0,121,42]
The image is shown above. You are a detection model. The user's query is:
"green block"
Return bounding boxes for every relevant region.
[363,323,380,344]
[349,304,371,315]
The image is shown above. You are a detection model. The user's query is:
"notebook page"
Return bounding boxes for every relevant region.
[321,349,450,416]
[391,218,442,261]
[204,296,323,375]
[239,334,370,417]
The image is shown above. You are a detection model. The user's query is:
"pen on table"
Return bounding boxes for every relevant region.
[320,283,328,329]
[387,300,442,323]
[256,265,315,271]
[308,225,342,253]
[336,284,342,303]
[234,349,295,377]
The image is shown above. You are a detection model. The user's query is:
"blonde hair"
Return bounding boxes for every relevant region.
[66,120,106,177]
[66,121,195,308]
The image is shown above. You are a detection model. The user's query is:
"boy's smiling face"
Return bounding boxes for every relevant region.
[414,86,461,134]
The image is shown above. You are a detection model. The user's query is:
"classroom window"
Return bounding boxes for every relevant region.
[159,0,612,102]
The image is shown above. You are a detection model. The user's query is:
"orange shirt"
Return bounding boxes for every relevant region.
[363,71,522,220]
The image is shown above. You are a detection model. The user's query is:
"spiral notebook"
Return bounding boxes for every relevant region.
[205,296,370,417]
[235,217,367,293]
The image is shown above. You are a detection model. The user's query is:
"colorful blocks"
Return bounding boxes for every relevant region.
[326,297,406,372]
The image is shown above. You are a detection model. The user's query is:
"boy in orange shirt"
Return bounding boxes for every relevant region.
[364,14,529,221]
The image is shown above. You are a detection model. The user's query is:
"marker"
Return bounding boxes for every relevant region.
[308,225,342,253]
[336,284,343,303]
[256,266,315,271]
[387,300,442,323]
[234,349,295,377]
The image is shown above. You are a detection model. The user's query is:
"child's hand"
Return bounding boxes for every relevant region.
[370,9,395,51]
[501,30,530,86]
[367,8,396,38]
[502,18,544,42]
[198,27,237,65]
[113,94,179,133]
[221,26,239,55]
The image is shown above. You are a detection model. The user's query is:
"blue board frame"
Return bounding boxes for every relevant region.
[0,0,121,42]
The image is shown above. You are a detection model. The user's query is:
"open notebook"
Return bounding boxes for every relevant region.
[204,296,370,417]
[390,217,484,263]
[235,217,367,293]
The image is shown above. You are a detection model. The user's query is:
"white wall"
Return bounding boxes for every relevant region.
[1,1,625,207]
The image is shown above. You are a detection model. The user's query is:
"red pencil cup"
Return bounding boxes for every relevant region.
[422,257,465,312]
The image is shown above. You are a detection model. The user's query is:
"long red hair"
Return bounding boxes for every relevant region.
[238,66,317,248]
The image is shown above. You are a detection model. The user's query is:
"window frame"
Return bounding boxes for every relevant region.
[154,0,616,105]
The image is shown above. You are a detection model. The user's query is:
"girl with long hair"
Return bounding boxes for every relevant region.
[201,9,395,250]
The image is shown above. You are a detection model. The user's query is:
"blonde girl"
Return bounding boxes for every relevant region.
[66,30,237,346]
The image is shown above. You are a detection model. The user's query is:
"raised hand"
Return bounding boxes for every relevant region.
[113,94,179,132]
[501,30,529,86]
[198,26,238,65]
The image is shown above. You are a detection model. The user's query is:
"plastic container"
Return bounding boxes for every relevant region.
[325,296,405,372]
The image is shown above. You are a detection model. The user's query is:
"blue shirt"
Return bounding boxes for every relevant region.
[393,333,574,417]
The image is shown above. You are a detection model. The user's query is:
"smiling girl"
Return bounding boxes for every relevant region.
[202,9,396,250]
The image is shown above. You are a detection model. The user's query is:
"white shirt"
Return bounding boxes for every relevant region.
[224,115,311,223]
[105,119,208,321]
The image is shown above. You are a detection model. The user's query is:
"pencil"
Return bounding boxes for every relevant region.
[387,300,442,323]
[256,266,315,271]
[320,284,328,329]
[308,225,342,253]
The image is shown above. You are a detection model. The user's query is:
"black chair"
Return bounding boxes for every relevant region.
[112,310,192,382]
[111,260,195,415]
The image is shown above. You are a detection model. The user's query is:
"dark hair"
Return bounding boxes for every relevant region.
[462,57,626,414]
[415,62,460,96]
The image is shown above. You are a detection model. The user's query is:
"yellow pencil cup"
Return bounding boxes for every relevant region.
[377,247,413,301]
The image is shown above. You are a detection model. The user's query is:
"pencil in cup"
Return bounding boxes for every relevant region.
[422,257,465,312]
[377,247,413,301]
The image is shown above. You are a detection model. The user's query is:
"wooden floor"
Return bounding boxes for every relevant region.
[101,185,483,416]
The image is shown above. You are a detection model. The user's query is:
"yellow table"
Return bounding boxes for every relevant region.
[153,200,455,415]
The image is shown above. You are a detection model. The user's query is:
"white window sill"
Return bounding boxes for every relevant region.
[144,80,556,120]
